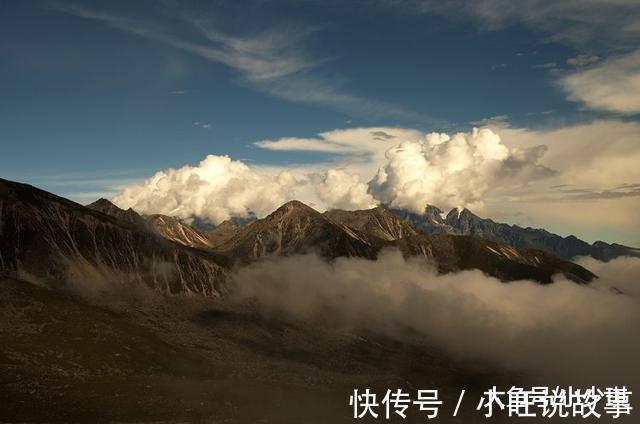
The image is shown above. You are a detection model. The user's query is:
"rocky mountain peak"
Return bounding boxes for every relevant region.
[87,198,128,215]
[278,199,315,212]
[445,207,462,223]
[0,178,600,292]
[87,198,150,229]
[144,214,214,249]
[1,178,227,296]
[424,204,443,214]
[398,202,638,262]
[445,207,479,226]
[215,220,238,231]
[324,206,417,242]
[87,197,115,208]
[217,200,376,262]
[207,220,242,248]
[268,200,320,221]
[424,204,445,223]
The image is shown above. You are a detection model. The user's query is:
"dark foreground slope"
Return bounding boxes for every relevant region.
[3,276,636,423]
[1,177,594,298]
[86,197,153,230]
[0,276,524,423]
[0,179,628,423]
[1,177,595,291]
[88,198,219,250]
[0,178,227,295]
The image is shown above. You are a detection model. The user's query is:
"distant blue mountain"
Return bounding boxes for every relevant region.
[386,205,640,262]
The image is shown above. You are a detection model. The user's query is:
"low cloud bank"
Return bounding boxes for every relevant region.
[231,251,640,385]
[575,255,640,299]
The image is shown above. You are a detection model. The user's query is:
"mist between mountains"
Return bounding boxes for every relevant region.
[229,250,640,386]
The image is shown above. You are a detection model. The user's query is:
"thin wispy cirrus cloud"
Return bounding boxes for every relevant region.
[381,0,640,47]
[532,62,557,70]
[560,51,640,115]
[254,126,423,160]
[556,184,640,201]
[469,114,510,127]
[7,168,150,204]
[52,2,445,126]
[566,54,600,67]
[375,0,640,115]
[38,1,640,245]
[193,121,211,130]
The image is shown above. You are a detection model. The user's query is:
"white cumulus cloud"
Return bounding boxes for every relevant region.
[113,155,300,224]
[368,128,548,213]
[110,122,639,247]
[312,169,377,211]
[112,126,554,222]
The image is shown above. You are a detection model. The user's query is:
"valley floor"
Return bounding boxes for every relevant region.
[0,277,633,423]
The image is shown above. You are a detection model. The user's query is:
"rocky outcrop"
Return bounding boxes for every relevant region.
[326,206,595,284]
[216,200,377,263]
[0,178,227,296]
[388,205,639,261]
[144,214,216,250]
[0,177,597,291]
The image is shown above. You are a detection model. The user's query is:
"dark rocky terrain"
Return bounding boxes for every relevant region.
[209,200,594,283]
[0,178,228,296]
[325,207,594,284]
[215,200,379,263]
[0,177,620,423]
[143,213,217,249]
[86,198,153,231]
[206,219,244,247]
[389,205,640,262]
[1,275,531,423]
[0,178,595,295]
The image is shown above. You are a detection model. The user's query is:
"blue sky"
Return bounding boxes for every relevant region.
[1,0,639,245]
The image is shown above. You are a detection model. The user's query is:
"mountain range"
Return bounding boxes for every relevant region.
[0,177,598,296]
[387,205,639,262]
[0,179,228,296]
[1,176,636,423]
